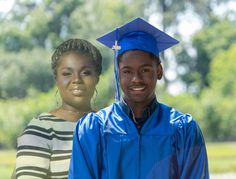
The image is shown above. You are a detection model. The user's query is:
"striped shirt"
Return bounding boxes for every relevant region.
[16,113,77,179]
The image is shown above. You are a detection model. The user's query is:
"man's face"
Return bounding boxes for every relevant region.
[119,50,163,106]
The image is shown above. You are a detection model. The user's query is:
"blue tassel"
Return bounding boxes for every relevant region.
[111,28,121,101]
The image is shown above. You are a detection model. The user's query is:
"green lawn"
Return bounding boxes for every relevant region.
[207,142,236,173]
[0,142,235,178]
[0,150,16,179]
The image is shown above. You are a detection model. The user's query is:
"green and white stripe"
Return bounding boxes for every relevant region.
[16,113,77,179]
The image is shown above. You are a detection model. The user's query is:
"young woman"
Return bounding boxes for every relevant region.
[15,38,102,179]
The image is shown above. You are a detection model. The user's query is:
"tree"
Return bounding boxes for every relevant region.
[0,0,84,51]
[144,0,233,93]
[201,44,236,140]
[177,18,236,94]
[67,0,146,71]
[0,0,147,99]
[0,48,53,98]
[0,89,56,148]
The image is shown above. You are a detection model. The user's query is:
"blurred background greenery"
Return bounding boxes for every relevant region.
[0,0,236,178]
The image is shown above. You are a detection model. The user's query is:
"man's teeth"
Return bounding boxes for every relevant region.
[132,87,145,91]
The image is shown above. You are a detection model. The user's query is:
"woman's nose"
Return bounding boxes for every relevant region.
[72,73,82,83]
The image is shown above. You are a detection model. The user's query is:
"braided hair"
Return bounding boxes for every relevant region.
[51,38,102,78]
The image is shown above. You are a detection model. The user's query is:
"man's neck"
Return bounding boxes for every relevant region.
[124,97,156,118]
[130,104,147,118]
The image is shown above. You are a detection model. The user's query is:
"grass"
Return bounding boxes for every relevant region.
[206,142,236,173]
[0,150,16,179]
[0,142,235,178]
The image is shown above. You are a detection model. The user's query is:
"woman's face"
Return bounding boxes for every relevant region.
[56,52,99,111]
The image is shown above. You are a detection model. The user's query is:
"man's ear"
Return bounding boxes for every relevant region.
[156,64,163,80]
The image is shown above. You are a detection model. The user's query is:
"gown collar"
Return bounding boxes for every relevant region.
[119,97,158,129]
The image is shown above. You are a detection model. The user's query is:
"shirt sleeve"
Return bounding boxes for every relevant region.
[68,113,102,179]
[15,117,51,179]
[174,114,209,179]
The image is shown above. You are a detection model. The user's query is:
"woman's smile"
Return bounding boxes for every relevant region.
[71,87,86,96]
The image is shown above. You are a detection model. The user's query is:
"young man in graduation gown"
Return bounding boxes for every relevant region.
[68,18,209,179]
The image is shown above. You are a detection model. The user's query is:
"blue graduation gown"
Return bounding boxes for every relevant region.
[69,102,209,179]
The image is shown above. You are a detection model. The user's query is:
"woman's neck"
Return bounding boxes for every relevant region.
[50,106,92,122]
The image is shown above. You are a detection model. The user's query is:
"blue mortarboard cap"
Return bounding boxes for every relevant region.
[96,17,179,101]
[97,17,179,56]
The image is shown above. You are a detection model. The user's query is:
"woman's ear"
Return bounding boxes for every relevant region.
[55,77,59,86]
[156,64,163,80]
[96,76,100,84]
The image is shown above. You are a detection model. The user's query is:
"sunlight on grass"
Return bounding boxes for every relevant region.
[206,142,236,173]
[0,150,16,179]
[0,166,14,179]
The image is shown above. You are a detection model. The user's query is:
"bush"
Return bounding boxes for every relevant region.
[0,88,56,149]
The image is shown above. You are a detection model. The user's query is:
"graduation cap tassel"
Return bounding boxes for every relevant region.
[112,28,121,101]
[112,40,121,101]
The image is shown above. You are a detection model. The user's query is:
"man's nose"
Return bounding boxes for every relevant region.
[131,71,142,82]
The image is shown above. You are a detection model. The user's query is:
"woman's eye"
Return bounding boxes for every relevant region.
[62,72,71,76]
[81,70,92,76]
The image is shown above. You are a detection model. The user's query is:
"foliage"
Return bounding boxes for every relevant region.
[200,44,236,140]
[0,0,84,50]
[0,89,56,148]
[145,0,231,29]
[95,65,115,109]
[177,19,236,94]
[0,48,54,98]
[0,0,147,99]
[144,0,233,88]
[159,92,204,124]
[68,0,146,71]
[209,44,236,96]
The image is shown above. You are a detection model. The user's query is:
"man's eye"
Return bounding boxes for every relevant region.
[123,70,131,74]
[142,68,151,73]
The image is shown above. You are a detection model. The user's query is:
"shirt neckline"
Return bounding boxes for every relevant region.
[119,97,158,129]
